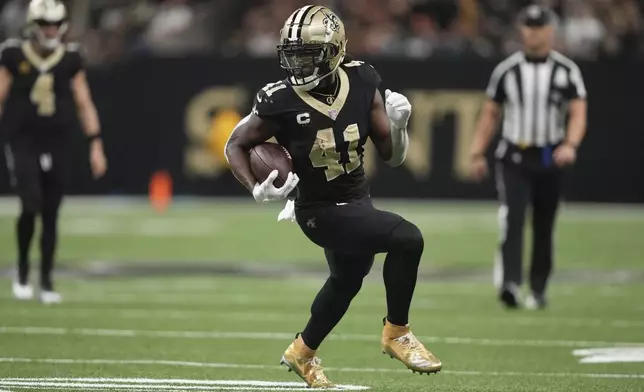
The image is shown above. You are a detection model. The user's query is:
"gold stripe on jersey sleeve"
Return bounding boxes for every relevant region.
[293,67,350,121]
[22,41,65,73]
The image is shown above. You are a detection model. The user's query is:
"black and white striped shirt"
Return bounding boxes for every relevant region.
[486,51,587,147]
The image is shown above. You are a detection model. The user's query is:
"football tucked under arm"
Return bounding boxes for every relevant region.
[224,111,299,203]
[224,112,272,193]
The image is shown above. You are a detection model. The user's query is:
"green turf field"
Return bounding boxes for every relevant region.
[1,197,643,272]
[0,197,643,391]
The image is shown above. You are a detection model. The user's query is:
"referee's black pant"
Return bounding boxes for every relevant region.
[494,140,564,296]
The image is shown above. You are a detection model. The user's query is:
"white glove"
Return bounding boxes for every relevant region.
[277,199,296,222]
[385,89,412,129]
[252,170,299,203]
[384,89,411,167]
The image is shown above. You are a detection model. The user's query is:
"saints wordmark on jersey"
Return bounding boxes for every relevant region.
[254,60,381,207]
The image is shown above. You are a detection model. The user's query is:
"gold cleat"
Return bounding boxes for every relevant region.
[381,318,442,375]
[280,335,335,389]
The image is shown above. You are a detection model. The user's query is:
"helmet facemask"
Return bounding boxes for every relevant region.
[277,40,343,91]
[30,19,68,50]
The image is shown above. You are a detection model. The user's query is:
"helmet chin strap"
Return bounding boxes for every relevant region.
[292,78,320,92]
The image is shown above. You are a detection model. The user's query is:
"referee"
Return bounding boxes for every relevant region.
[469,5,587,309]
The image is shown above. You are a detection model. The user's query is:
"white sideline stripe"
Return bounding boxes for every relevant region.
[9,308,644,329]
[0,296,448,310]
[0,378,369,391]
[0,359,642,381]
[0,383,307,391]
[0,358,274,369]
[0,382,365,391]
[0,288,639,306]
[2,378,307,385]
[6,278,635,297]
[1,326,643,348]
[2,389,198,392]
[6,308,308,323]
[1,196,644,218]
[61,217,220,237]
[574,347,644,363]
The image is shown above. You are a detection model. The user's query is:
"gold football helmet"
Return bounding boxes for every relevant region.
[25,0,68,50]
[277,5,347,91]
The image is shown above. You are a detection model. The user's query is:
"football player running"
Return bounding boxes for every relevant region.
[225,5,441,388]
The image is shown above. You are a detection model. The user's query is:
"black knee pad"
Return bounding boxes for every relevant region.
[388,220,424,254]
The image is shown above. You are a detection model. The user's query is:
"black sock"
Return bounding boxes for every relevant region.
[40,208,59,291]
[16,212,36,285]
[383,221,424,326]
[301,276,363,350]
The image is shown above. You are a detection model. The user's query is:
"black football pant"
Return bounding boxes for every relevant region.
[494,142,564,297]
[295,197,424,350]
[5,145,65,291]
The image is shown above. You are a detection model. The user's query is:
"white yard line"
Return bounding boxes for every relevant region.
[59,217,220,237]
[59,279,632,295]
[0,326,642,348]
[0,294,449,310]
[574,347,644,363]
[0,359,642,381]
[0,292,638,308]
[0,294,306,305]
[4,309,307,323]
[6,308,644,329]
[2,196,643,219]
[0,377,368,391]
[0,379,366,391]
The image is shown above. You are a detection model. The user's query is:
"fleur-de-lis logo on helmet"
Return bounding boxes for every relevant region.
[277,6,347,92]
[322,11,341,34]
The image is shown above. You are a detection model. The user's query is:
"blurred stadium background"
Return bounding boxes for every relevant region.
[0,1,643,392]
[1,0,642,62]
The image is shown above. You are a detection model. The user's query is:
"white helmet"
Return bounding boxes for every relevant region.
[26,0,68,50]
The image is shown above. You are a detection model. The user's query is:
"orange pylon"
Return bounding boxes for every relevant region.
[149,170,172,213]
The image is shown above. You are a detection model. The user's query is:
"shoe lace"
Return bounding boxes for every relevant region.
[305,357,329,381]
[394,333,420,350]
[394,333,429,363]
[306,357,322,367]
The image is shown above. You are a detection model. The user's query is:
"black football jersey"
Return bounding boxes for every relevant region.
[253,59,381,208]
[0,39,84,148]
